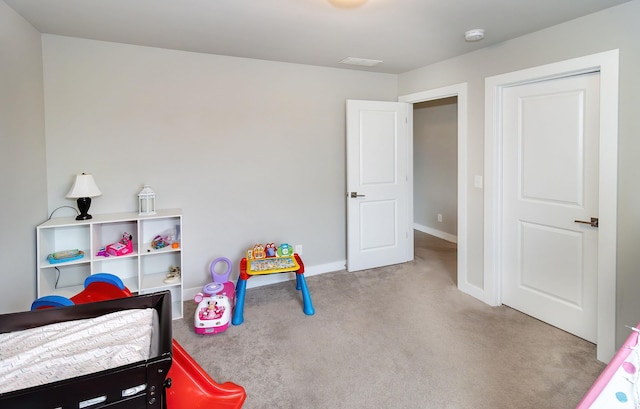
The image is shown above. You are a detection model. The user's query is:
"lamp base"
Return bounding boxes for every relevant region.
[76,197,93,220]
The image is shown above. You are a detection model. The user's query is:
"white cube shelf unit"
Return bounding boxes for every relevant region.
[36,208,183,319]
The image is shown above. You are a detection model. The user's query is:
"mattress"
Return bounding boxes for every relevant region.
[0,292,172,409]
[0,308,155,394]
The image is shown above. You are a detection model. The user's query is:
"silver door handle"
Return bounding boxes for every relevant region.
[350,192,365,198]
[574,217,598,228]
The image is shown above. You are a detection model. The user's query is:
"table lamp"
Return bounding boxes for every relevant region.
[66,173,102,220]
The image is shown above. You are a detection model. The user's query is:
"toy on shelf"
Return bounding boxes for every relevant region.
[151,227,179,250]
[194,257,236,335]
[47,249,84,264]
[151,235,169,249]
[232,243,314,326]
[163,265,181,284]
[105,232,134,256]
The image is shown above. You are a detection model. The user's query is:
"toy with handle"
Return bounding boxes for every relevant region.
[203,257,233,296]
[195,257,235,335]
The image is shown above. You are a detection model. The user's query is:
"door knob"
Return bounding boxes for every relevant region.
[574,217,598,227]
[350,192,365,198]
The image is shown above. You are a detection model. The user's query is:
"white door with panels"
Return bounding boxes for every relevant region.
[346,100,412,272]
[501,72,600,342]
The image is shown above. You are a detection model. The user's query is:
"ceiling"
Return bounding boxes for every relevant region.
[4,0,632,74]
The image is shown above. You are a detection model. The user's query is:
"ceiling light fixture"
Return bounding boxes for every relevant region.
[327,0,368,9]
[339,57,382,67]
[464,29,485,42]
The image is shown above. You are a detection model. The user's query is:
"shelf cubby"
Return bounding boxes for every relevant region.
[36,209,183,319]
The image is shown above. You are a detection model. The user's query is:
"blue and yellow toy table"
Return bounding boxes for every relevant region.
[232,253,314,325]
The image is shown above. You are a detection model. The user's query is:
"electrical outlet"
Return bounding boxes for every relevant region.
[437,214,443,223]
[295,244,303,255]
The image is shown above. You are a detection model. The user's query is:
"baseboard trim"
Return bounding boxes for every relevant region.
[458,281,487,303]
[414,223,457,243]
[184,260,346,299]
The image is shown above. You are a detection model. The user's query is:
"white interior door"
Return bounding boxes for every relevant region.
[501,72,600,342]
[346,100,412,272]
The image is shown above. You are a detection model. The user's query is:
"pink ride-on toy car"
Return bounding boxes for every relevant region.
[193,257,236,335]
[194,293,232,335]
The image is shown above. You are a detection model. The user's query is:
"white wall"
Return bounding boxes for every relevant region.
[399,0,640,347]
[0,1,47,313]
[3,1,637,349]
[413,98,457,239]
[41,35,398,294]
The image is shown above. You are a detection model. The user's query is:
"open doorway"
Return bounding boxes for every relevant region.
[413,97,458,285]
[399,83,470,296]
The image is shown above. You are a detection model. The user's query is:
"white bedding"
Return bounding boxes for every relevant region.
[0,308,154,393]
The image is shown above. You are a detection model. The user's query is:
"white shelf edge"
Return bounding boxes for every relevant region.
[139,244,181,256]
[39,256,90,269]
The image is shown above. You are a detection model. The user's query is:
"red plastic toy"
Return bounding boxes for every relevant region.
[30,273,132,310]
[31,273,246,409]
[167,340,245,409]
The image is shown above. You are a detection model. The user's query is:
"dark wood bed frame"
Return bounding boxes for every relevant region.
[0,291,173,409]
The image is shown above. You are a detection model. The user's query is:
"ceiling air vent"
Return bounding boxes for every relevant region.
[339,57,382,67]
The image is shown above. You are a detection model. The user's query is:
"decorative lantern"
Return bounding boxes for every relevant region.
[138,185,156,215]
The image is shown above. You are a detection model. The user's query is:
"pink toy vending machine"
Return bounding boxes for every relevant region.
[194,257,236,335]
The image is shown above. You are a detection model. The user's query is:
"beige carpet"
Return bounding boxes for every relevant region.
[172,232,605,408]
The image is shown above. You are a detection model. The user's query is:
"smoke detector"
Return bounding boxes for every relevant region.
[464,29,485,42]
